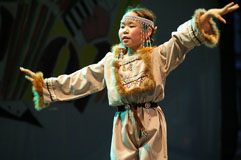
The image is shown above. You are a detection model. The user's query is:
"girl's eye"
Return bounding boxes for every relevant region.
[130,26,135,28]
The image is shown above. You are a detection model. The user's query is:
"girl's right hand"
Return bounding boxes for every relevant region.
[20,67,36,82]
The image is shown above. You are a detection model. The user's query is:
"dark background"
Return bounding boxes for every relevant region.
[0,0,240,159]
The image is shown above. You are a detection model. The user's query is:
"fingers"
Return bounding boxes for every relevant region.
[229,4,239,11]
[25,75,34,82]
[222,2,239,15]
[216,14,226,24]
[224,2,234,10]
[216,2,239,22]
[20,67,35,82]
[20,67,36,77]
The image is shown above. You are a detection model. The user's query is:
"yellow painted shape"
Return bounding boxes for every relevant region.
[78,44,97,68]
[49,18,73,41]
[53,45,69,77]
[24,85,33,101]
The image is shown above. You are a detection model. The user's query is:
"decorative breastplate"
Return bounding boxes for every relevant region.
[112,46,156,97]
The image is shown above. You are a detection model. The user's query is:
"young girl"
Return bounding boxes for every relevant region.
[20,2,239,160]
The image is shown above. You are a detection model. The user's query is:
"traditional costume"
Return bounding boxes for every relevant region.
[31,9,219,160]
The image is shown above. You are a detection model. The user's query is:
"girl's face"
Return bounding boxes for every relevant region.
[119,11,142,51]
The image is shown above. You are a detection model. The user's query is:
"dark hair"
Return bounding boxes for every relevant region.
[125,7,157,44]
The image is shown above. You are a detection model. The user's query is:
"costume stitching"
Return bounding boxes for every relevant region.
[112,46,156,97]
[46,79,53,101]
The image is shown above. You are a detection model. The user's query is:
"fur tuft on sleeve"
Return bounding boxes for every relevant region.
[193,8,220,48]
[32,72,49,111]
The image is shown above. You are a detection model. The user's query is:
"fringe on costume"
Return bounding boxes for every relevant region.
[193,8,220,48]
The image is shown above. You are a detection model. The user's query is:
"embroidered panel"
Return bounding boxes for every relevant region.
[112,46,156,96]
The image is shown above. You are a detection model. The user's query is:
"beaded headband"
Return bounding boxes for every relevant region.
[121,15,154,28]
[120,15,154,48]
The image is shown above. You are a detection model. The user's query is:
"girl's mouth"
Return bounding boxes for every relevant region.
[122,36,130,42]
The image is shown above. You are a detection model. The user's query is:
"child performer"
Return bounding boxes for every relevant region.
[20,2,239,160]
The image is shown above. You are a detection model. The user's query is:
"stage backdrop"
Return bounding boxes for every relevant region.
[0,0,221,159]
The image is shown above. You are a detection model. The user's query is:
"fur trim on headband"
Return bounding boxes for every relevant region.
[194,8,220,48]
[112,45,156,97]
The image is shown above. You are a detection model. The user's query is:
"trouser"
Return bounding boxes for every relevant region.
[110,105,168,160]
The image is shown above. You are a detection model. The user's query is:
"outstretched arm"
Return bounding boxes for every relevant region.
[20,52,108,111]
[157,2,239,75]
[199,2,239,34]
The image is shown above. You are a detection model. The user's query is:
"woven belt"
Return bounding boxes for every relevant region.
[117,102,158,111]
[117,102,158,136]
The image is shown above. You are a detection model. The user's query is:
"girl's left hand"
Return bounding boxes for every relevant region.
[199,2,239,33]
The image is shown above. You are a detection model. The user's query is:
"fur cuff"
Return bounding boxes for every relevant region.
[32,72,49,111]
[193,8,220,48]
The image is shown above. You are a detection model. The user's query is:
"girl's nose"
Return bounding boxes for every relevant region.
[123,27,129,33]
